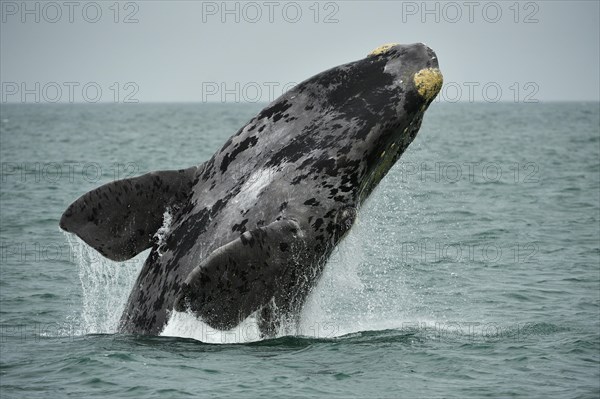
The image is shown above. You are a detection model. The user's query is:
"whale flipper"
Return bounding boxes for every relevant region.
[60,166,197,261]
[175,219,306,330]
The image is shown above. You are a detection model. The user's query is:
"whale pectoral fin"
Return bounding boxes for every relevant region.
[175,219,306,330]
[60,166,197,261]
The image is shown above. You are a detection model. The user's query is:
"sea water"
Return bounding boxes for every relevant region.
[0,102,598,398]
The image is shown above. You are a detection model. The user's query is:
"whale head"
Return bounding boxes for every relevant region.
[367,42,443,103]
[283,42,442,201]
[357,42,443,198]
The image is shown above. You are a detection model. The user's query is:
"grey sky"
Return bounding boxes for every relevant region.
[1,0,599,103]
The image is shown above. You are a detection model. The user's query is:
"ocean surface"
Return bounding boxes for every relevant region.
[0,102,598,398]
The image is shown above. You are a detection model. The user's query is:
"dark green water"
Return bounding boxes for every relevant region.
[0,102,598,398]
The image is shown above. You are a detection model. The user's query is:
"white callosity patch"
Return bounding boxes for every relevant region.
[232,167,276,209]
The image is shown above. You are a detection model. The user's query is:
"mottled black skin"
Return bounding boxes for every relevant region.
[60,43,440,337]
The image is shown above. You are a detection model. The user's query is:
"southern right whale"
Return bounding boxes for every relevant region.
[60,43,443,337]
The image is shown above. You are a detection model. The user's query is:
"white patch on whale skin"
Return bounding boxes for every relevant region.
[160,310,262,344]
[233,167,275,208]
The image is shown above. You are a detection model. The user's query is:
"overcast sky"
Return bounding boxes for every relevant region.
[1,0,599,103]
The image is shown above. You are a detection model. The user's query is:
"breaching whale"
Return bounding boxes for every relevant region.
[60,43,443,337]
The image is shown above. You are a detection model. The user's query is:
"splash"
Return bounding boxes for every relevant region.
[298,209,412,339]
[162,172,427,343]
[64,232,145,334]
[160,197,417,343]
[154,208,173,256]
[161,310,262,344]
[299,172,429,339]
[64,167,431,342]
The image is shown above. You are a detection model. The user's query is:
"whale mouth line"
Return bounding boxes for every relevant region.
[413,68,443,101]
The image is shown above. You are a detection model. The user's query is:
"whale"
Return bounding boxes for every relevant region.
[60,43,443,337]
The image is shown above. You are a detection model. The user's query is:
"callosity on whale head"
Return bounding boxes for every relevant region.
[60,43,442,338]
